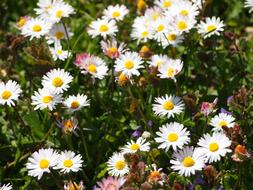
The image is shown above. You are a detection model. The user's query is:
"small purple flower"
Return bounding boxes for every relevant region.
[132,130,141,137]
[200,98,218,116]
[147,120,153,127]
[220,108,232,115]
[227,96,234,105]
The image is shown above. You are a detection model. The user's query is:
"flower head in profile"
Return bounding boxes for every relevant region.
[103,4,129,21]
[57,117,78,135]
[88,18,118,39]
[210,113,235,132]
[245,0,253,12]
[26,148,59,180]
[170,146,205,176]
[197,17,225,38]
[148,54,169,68]
[0,80,22,107]
[64,181,84,190]
[16,16,30,30]
[148,164,166,185]
[157,59,183,80]
[93,176,125,190]
[152,94,184,118]
[107,152,129,177]
[100,39,127,59]
[200,98,218,116]
[120,137,150,154]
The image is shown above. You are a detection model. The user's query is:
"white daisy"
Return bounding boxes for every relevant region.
[42,68,73,94]
[155,122,190,151]
[63,94,90,113]
[48,1,75,23]
[151,17,169,43]
[115,51,144,78]
[196,132,232,163]
[16,16,30,30]
[0,183,12,190]
[103,4,129,21]
[78,55,108,79]
[170,146,205,176]
[157,59,183,80]
[21,17,52,40]
[152,94,184,118]
[197,17,225,38]
[34,0,56,19]
[26,148,59,180]
[160,30,184,47]
[100,39,128,59]
[107,152,129,177]
[192,0,205,9]
[0,80,22,107]
[131,16,153,43]
[49,45,70,61]
[155,0,175,10]
[174,16,196,33]
[31,88,62,111]
[88,18,118,39]
[148,54,169,68]
[54,150,83,173]
[168,1,199,18]
[245,0,253,12]
[46,23,73,45]
[120,137,150,154]
[144,6,164,22]
[210,113,235,132]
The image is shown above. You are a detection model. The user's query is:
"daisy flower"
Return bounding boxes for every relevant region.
[170,146,205,176]
[144,6,163,22]
[107,152,129,177]
[46,23,73,45]
[48,1,75,23]
[64,181,84,190]
[31,88,62,111]
[94,176,125,190]
[63,94,90,113]
[21,17,52,40]
[16,16,30,30]
[160,31,184,47]
[157,59,183,80]
[88,18,118,39]
[131,16,153,43]
[0,80,22,107]
[0,183,12,190]
[155,0,175,10]
[210,113,235,132]
[26,148,59,180]
[148,164,166,185]
[196,132,232,163]
[75,54,108,79]
[197,17,225,38]
[192,0,206,9]
[155,122,190,151]
[168,1,199,18]
[115,51,144,78]
[49,45,70,61]
[120,137,150,154]
[100,39,127,59]
[174,16,196,33]
[148,54,169,68]
[42,68,73,94]
[54,150,83,173]
[34,0,55,19]
[152,94,184,118]
[245,0,253,12]
[57,118,78,134]
[151,17,169,43]
[103,4,129,21]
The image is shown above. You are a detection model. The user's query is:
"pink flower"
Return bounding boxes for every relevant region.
[200,98,218,116]
[94,176,125,190]
[100,39,127,59]
[74,53,91,68]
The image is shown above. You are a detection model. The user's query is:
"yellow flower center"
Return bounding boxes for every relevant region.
[156,61,163,67]
[180,10,189,16]
[32,25,42,32]
[182,157,195,167]
[163,100,174,110]
[56,10,63,18]
[207,25,217,32]
[219,120,228,127]
[118,73,128,86]
[167,34,176,41]
[1,90,12,100]
[152,13,160,21]
[69,183,81,190]
[167,68,175,77]
[57,50,63,55]
[99,24,109,32]
[124,60,134,69]
[130,143,140,151]
[177,21,187,31]
[157,24,165,32]
[55,31,65,39]
[149,171,161,180]
[52,77,63,87]
[71,101,80,109]
[115,160,125,170]
[17,18,26,27]
[63,159,73,168]
[87,64,97,73]
[64,120,74,131]
[163,1,172,8]
[167,133,178,142]
[39,159,49,169]
[43,96,53,104]
[112,11,120,18]
[108,47,118,55]
[209,143,219,152]
[141,31,149,37]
